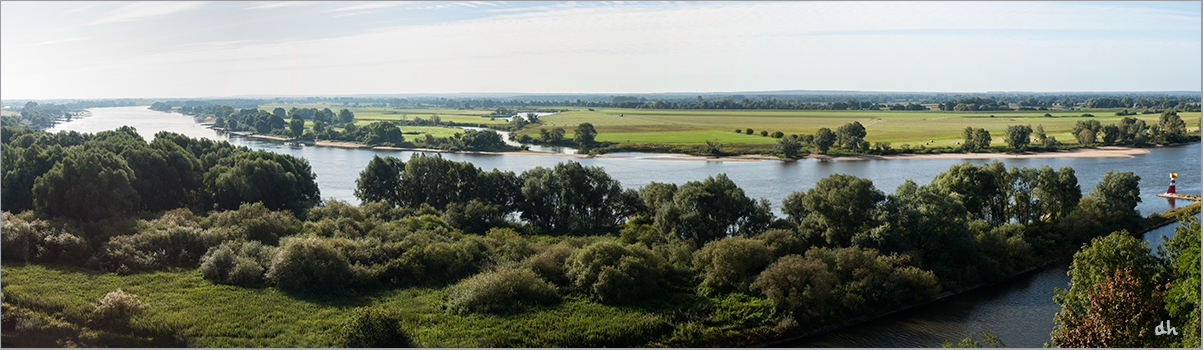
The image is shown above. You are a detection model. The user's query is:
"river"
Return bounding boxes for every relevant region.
[48,106,1201,347]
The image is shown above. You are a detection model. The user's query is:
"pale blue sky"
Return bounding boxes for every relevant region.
[2,1,1199,99]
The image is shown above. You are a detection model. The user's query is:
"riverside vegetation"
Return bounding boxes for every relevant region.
[1,125,1199,347]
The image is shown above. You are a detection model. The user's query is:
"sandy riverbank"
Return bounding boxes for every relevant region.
[808,145,1153,161]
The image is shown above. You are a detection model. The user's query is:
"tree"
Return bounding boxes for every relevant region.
[813,127,835,153]
[972,128,991,150]
[289,116,305,138]
[705,139,723,156]
[32,147,140,221]
[272,107,287,118]
[207,151,320,213]
[654,174,772,245]
[962,127,976,151]
[775,137,802,159]
[1076,129,1096,146]
[519,161,626,234]
[933,161,1009,225]
[574,123,597,152]
[836,121,866,150]
[1088,170,1141,221]
[794,174,885,247]
[354,155,405,206]
[338,109,355,124]
[399,153,480,209]
[1051,231,1168,348]
[1161,214,1201,348]
[1159,110,1187,143]
[1003,125,1032,151]
[1100,124,1119,145]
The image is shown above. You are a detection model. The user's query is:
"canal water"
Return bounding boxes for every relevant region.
[47,106,1201,347]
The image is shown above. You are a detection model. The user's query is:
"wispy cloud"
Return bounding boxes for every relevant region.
[31,37,89,46]
[244,2,316,10]
[87,2,208,26]
[470,1,498,7]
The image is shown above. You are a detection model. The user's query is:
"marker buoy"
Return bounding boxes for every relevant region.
[1168,173,1178,194]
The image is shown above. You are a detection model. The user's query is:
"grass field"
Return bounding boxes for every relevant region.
[526,108,1200,148]
[1,263,693,347]
[258,103,1200,149]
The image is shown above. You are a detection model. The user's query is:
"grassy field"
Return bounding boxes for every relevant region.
[259,103,511,127]
[1,263,700,347]
[527,108,1201,148]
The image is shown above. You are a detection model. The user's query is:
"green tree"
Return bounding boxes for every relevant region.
[1076,129,1096,146]
[962,126,977,150]
[32,148,140,221]
[519,161,626,234]
[338,109,355,124]
[1159,110,1187,143]
[289,115,305,138]
[932,161,1009,225]
[574,123,597,152]
[795,174,885,247]
[972,128,991,150]
[813,127,835,153]
[775,137,802,158]
[1089,170,1141,221]
[654,174,772,245]
[207,151,320,213]
[354,155,405,206]
[1051,231,1163,348]
[272,107,287,118]
[1003,125,1032,151]
[1161,214,1201,348]
[836,121,867,150]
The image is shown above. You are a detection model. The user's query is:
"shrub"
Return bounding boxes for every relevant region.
[200,240,275,286]
[524,243,573,285]
[93,289,149,320]
[384,234,489,285]
[337,306,413,348]
[205,202,302,245]
[144,208,200,229]
[445,265,560,314]
[692,237,773,294]
[266,237,352,291]
[486,227,535,263]
[755,229,806,258]
[1,212,89,264]
[565,240,665,304]
[90,226,213,272]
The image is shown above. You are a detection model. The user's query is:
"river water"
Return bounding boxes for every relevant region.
[48,106,1201,347]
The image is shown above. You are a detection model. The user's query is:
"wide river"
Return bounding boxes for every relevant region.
[50,106,1201,347]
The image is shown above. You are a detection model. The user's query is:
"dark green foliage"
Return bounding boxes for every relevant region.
[835,121,866,150]
[1161,214,1201,347]
[565,240,666,304]
[354,155,405,206]
[1003,124,1032,151]
[524,243,574,285]
[206,150,320,213]
[337,306,412,348]
[518,161,627,234]
[692,237,773,294]
[442,199,509,234]
[793,174,885,247]
[33,147,140,221]
[384,231,489,286]
[1083,170,1141,228]
[399,153,482,209]
[653,174,772,245]
[123,138,205,212]
[754,228,807,258]
[813,127,834,153]
[445,265,561,314]
[360,121,404,146]
[752,247,939,325]
[266,237,353,291]
[933,161,1009,225]
[2,143,67,213]
[774,136,802,158]
[574,122,597,151]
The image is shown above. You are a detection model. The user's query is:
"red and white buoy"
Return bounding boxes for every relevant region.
[1167,173,1178,194]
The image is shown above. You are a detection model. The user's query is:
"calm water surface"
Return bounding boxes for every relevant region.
[50,106,1202,347]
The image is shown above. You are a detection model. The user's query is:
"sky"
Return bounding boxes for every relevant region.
[1,1,1200,99]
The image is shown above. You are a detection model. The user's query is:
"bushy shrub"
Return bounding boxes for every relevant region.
[524,243,573,285]
[752,247,939,325]
[1,212,89,264]
[755,228,807,258]
[337,306,413,348]
[445,265,560,314]
[200,240,275,286]
[93,289,149,320]
[442,199,508,234]
[486,227,535,263]
[306,199,366,222]
[383,234,488,285]
[90,226,213,272]
[144,208,200,229]
[692,237,773,294]
[266,237,352,291]
[205,202,302,245]
[565,240,666,304]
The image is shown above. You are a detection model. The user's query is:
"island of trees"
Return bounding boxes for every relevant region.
[1,125,1197,347]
